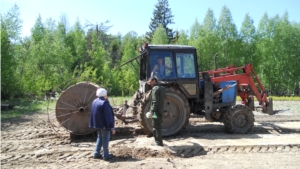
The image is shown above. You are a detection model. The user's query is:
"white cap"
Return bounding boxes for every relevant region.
[96,88,107,97]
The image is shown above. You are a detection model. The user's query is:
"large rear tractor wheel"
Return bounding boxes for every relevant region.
[138,88,190,136]
[223,104,254,134]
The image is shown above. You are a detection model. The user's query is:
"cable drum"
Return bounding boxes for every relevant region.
[55,82,99,135]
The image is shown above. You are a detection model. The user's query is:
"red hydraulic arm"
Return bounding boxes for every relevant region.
[200,64,270,112]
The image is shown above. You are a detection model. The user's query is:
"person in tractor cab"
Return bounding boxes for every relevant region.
[89,88,116,161]
[147,77,166,146]
[151,55,172,78]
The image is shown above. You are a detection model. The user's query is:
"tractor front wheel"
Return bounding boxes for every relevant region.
[223,104,254,134]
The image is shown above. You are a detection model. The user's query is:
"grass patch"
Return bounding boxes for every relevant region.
[1,96,131,120]
[268,96,300,101]
[109,96,132,107]
[1,99,56,120]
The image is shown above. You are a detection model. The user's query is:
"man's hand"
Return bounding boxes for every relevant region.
[111,129,116,135]
[146,112,152,118]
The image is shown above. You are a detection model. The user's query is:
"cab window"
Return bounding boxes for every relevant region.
[176,53,196,78]
[150,51,175,80]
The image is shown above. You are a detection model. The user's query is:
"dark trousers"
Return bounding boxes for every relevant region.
[152,114,163,145]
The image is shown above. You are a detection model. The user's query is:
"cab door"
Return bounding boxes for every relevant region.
[175,52,199,98]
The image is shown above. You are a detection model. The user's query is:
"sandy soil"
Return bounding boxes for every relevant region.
[1,101,300,169]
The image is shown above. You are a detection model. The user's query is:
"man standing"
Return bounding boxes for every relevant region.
[89,88,115,161]
[148,77,166,146]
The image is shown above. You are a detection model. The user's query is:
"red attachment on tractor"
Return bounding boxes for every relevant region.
[200,64,273,114]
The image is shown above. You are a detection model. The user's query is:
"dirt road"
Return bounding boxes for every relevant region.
[1,101,300,169]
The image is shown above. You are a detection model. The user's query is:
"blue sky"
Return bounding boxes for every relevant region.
[1,0,300,37]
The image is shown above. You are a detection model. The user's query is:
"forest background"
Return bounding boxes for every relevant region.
[1,0,300,100]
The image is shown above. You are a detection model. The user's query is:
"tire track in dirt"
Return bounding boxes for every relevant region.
[4,143,298,165]
[3,133,299,167]
[109,144,300,159]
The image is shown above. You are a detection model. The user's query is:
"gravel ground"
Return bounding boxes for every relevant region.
[1,101,299,169]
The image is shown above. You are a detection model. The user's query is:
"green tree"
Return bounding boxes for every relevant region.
[291,23,300,95]
[152,24,168,44]
[197,9,219,71]
[217,6,239,67]
[1,4,22,99]
[1,4,22,40]
[87,31,108,81]
[31,15,46,43]
[1,28,17,99]
[256,13,272,92]
[172,30,179,44]
[117,31,140,96]
[65,20,86,71]
[271,12,299,95]
[188,19,200,47]
[109,37,122,67]
[240,13,257,67]
[146,0,174,43]
[18,16,75,96]
[176,30,189,45]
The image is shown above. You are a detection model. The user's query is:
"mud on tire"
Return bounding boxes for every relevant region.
[223,104,254,134]
[138,87,190,136]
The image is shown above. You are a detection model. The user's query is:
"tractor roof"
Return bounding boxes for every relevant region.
[148,44,196,50]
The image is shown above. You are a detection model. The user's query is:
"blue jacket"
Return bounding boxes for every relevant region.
[89,97,115,130]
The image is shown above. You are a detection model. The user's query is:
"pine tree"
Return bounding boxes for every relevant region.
[146,0,174,43]
[151,24,168,44]
[176,30,188,45]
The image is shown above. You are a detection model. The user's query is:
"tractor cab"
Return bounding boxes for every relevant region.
[139,43,199,98]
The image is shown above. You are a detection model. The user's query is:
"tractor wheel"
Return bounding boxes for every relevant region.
[138,88,190,136]
[223,104,254,134]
